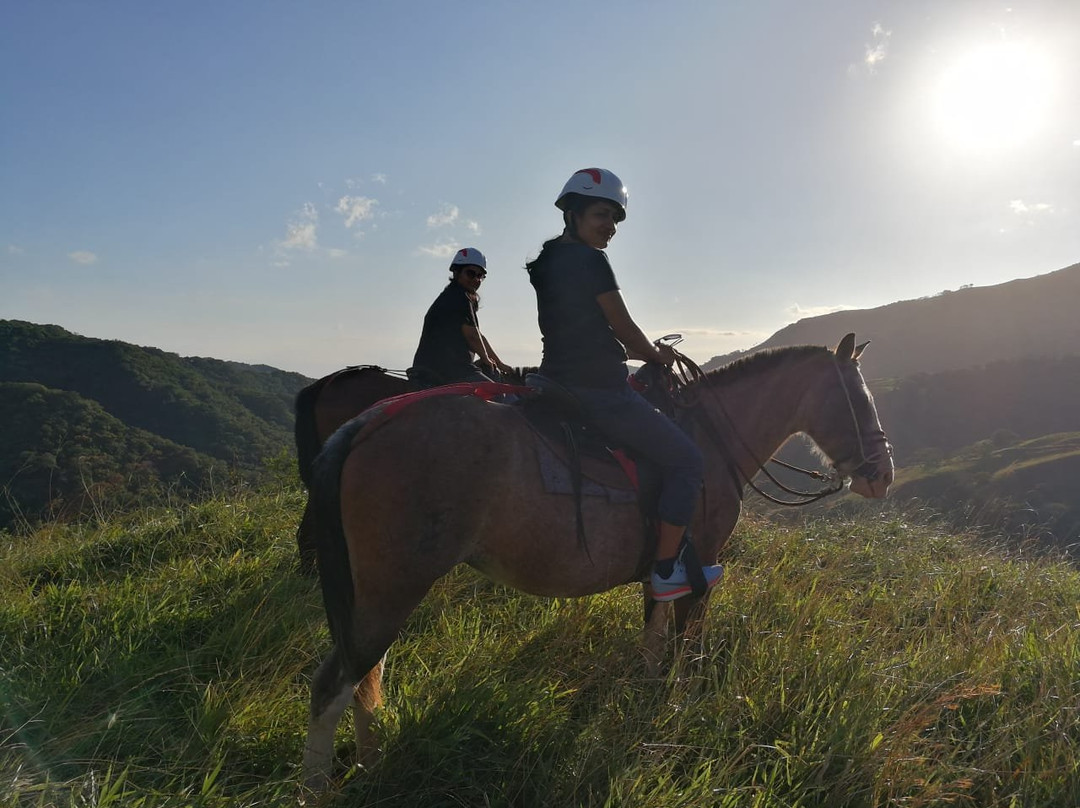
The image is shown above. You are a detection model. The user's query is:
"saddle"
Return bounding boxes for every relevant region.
[516,370,699,569]
[518,373,660,498]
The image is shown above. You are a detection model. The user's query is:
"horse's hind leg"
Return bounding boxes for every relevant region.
[303,581,443,792]
[303,646,355,793]
[303,644,392,792]
[352,654,386,769]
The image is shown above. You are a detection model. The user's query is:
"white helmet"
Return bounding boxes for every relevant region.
[449,247,487,270]
[555,168,628,221]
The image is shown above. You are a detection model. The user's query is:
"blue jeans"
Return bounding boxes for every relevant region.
[566,383,703,525]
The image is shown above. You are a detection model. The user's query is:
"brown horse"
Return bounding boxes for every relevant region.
[301,334,894,791]
[293,365,533,570]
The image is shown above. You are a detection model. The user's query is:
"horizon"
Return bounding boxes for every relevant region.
[2,2,1079,378]
[10,259,1080,378]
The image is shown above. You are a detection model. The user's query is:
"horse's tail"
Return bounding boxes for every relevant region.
[294,376,331,489]
[309,411,374,669]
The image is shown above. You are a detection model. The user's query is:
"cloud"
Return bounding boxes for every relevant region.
[335,195,378,229]
[68,250,98,265]
[279,203,319,252]
[864,22,891,72]
[371,173,387,184]
[7,244,25,255]
[426,204,460,228]
[1009,199,1053,215]
[466,220,481,235]
[787,303,854,320]
[282,223,317,250]
[674,327,760,339]
[417,240,460,259]
[326,248,348,259]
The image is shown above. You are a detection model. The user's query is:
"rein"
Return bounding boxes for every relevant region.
[661,351,847,507]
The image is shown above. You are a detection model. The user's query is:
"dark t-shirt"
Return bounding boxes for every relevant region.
[411,281,479,381]
[529,241,628,388]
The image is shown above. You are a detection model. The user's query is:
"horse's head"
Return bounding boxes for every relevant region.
[808,334,894,499]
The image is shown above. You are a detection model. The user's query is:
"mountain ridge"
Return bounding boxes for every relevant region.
[703,261,1080,380]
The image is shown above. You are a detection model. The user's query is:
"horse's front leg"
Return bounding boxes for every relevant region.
[639,589,713,677]
[641,587,671,677]
[673,595,710,648]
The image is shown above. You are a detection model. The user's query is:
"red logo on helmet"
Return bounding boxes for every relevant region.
[574,168,603,185]
[458,248,469,258]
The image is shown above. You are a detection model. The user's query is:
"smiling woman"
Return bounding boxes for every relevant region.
[931,41,1056,152]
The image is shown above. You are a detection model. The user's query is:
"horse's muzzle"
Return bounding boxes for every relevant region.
[848,460,894,498]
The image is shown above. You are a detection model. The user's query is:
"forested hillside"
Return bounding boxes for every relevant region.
[872,354,1080,463]
[0,382,214,527]
[0,320,312,529]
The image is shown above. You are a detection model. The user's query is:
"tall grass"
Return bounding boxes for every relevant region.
[2,484,1079,806]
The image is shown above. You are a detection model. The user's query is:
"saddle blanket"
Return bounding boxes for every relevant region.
[536,440,637,503]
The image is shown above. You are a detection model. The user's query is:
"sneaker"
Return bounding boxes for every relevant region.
[650,558,724,602]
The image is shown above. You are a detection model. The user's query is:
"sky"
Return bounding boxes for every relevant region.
[2,1,1079,379]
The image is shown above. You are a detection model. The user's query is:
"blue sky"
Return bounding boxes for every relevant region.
[2,1,1078,378]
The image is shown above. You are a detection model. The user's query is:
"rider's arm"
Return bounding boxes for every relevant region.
[462,324,492,365]
[478,333,513,372]
[596,290,675,365]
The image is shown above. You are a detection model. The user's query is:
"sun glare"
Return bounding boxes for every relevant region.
[932,42,1054,152]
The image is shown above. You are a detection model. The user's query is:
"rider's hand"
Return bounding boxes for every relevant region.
[653,343,677,366]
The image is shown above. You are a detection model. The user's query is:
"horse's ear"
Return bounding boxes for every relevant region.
[834,333,856,361]
[853,339,870,360]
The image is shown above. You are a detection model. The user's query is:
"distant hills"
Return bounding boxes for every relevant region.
[0,320,313,529]
[4,260,1079,541]
[872,355,1080,463]
[703,261,1080,382]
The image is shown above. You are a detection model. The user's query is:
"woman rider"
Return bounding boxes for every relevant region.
[408,247,514,389]
[526,168,723,602]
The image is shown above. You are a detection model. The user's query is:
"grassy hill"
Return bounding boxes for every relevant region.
[0,320,313,529]
[889,432,1080,552]
[3,481,1080,806]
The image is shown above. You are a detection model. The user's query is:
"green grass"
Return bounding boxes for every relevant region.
[3,485,1080,806]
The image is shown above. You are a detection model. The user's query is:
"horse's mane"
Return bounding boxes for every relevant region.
[702,344,832,387]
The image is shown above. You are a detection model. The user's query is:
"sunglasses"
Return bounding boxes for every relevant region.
[463,269,487,280]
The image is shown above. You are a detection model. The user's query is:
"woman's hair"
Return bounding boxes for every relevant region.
[446,273,481,307]
[525,195,591,274]
[525,236,561,274]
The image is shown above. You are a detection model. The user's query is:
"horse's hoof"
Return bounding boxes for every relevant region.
[299,772,334,803]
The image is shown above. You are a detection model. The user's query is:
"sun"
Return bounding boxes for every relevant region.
[932,41,1055,152]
